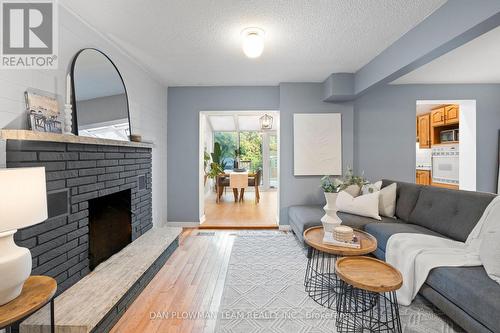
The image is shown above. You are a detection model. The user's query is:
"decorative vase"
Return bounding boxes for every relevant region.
[321,192,342,232]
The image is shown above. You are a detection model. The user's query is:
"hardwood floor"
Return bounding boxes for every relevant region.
[201,190,278,229]
[111,229,236,333]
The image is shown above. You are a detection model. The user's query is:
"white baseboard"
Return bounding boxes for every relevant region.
[167,221,200,228]
[278,225,291,231]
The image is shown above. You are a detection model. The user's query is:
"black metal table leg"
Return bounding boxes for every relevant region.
[303,247,340,309]
[50,299,55,333]
[336,280,402,333]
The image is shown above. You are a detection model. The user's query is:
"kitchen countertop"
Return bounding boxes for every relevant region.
[416,165,432,171]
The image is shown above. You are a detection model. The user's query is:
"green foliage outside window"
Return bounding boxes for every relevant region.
[213,131,263,172]
[239,132,262,172]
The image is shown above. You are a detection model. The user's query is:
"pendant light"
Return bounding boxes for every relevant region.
[259,113,273,130]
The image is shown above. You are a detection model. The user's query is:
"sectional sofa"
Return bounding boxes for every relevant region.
[289,180,499,333]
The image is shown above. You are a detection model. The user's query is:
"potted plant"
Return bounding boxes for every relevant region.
[207,142,229,192]
[338,167,369,196]
[320,175,344,230]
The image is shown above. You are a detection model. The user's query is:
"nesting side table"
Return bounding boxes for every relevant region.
[303,226,377,309]
[0,276,57,333]
[335,256,403,333]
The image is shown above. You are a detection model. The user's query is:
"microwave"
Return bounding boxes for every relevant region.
[440,129,459,143]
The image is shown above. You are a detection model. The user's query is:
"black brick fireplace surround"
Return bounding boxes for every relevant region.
[6,140,153,295]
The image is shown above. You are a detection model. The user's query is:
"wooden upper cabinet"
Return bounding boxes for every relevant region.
[444,105,459,124]
[431,105,459,127]
[417,113,431,148]
[431,107,445,127]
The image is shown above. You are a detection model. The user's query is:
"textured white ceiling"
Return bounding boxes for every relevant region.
[61,0,446,86]
[392,26,500,84]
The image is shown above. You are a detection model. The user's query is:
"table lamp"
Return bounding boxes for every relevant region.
[0,167,47,305]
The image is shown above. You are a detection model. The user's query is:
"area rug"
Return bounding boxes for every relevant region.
[215,230,463,333]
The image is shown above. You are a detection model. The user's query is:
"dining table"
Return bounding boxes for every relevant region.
[216,170,256,203]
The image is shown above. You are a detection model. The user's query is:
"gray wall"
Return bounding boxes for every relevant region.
[279,83,353,224]
[354,84,500,193]
[167,86,280,222]
[167,84,353,224]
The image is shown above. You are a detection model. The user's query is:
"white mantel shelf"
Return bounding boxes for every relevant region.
[0,130,154,148]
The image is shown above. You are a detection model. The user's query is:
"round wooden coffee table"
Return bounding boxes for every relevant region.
[335,256,403,333]
[303,226,377,309]
[0,276,57,333]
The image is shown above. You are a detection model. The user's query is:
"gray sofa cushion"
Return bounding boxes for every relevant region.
[364,222,443,259]
[382,179,421,222]
[426,266,500,333]
[337,212,396,230]
[288,205,323,242]
[408,186,495,242]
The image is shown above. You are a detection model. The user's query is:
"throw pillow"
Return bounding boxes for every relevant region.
[378,183,397,218]
[336,190,381,220]
[480,228,500,285]
[361,181,382,195]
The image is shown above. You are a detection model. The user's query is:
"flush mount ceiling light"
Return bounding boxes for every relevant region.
[241,27,265,58]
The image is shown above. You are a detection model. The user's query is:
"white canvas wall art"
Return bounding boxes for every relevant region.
[294,113,342,175]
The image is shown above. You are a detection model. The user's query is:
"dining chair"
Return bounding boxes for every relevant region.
[216,175,230,203]
[248,169,262,203]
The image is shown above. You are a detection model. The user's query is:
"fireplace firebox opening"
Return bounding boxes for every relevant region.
[88,189,132,270]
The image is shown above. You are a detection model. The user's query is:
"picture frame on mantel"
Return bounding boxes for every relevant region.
[25,89,63,134]
[293,113,342,176]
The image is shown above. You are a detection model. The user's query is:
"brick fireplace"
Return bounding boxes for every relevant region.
[5,139,153,294]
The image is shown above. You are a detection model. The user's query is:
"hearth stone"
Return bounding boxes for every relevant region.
[5,139,153,295]
[20,226,181,333]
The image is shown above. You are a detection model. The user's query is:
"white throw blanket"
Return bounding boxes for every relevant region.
[386,195,500,306]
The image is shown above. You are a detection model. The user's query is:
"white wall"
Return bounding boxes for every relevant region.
[459,100,477,191]
[0,4,168,226]
[203,115,213,196]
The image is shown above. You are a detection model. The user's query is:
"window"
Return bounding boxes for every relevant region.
[214,132,237,169]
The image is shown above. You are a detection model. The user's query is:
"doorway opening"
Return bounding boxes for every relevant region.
[199,111,279,228]
[415,100,476,191]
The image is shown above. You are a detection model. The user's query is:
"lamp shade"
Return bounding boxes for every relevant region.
[0,167,47,233]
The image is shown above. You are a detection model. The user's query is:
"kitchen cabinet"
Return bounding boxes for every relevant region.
[417,113,431,148]
[431,107,445,127]
[416,170,431,185]
[444,105,459,124]
[431,105,459,127]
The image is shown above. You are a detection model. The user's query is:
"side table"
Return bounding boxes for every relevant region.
[0,276,57,333]
[303,226,377,309]
[335,256,403,333]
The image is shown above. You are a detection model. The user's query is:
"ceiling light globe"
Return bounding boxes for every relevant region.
[242,28,265,58]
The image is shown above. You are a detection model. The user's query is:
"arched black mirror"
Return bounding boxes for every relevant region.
[71,48,131,141]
